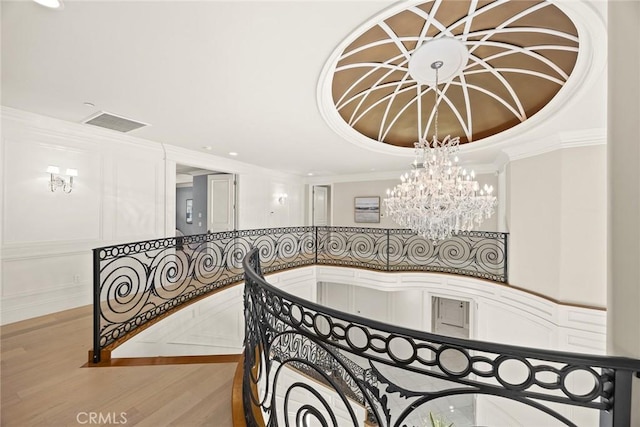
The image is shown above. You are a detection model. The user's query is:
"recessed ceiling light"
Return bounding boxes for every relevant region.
[307,172,314,176]
[202,146,213,150]
[33,0,64,9]
[228,152,238,156]
[83,102,95,107]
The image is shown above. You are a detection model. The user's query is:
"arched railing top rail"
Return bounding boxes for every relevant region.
[91,226,507,363]
[242,248,640,427]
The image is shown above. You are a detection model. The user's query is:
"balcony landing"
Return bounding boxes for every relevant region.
[0,305,236,426]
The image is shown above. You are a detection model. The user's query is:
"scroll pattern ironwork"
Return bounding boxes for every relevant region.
[317,227,507,282]
[93,227,315,361]
[317,227,388,270]
[243,248,640,427]
[92,226,507,363]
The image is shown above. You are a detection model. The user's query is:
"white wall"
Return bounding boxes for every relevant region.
[558,146,607,304]
[332,179,399,228]
[237,174,305,229]
[315,267,605,356]
[507,151,562,301]
[0,108,305,324]
[1,108,166,324]
[507,145,607,307]
[608,3,640,424]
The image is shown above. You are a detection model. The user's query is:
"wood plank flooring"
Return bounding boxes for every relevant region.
[1,305,237,426]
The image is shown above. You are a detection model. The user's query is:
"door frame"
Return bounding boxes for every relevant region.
[425,292,476,340]
[206,173,237,232]
[168,162,238,237]
[308,183,333,226]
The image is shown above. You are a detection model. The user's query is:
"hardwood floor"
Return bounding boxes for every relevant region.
[1,305,237,426]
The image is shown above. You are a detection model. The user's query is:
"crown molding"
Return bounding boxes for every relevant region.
[1,106,162,152]
[305,170,403,185]
[502,128,605,162]
[2,107,303,181]
[162,144,301,180]
[304,161,499,186]
[559,128,606,149]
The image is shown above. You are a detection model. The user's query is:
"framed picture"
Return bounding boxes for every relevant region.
[354,196,380,223]
[186,199,193,224]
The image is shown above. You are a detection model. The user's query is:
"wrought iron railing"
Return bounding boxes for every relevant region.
[317,227,507,281]
[92,226,507,363]
[242,248,640,427]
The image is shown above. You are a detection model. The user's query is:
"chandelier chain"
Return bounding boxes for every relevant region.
[434,64,438,145]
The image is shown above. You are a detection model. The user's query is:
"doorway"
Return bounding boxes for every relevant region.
[432,296,470,339]
[175,164,236,236]
[207,174,236,232]
[312,185,331,226]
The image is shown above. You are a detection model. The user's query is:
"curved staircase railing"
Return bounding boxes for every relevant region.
[242,248,640,427]
[91,226,507,363]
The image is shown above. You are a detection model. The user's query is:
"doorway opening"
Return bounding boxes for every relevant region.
[312,185,331,226]
[432,296,470,339]
[175,164,236,237]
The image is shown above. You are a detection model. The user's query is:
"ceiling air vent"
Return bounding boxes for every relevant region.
[82,111,149,133]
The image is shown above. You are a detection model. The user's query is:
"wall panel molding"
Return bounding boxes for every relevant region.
[314,266,606,354]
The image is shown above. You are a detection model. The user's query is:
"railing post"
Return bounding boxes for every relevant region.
[386,229,390,271]
[611,369,633,427]
[92,248,101,364]
[503,232,509,283]
[314,226,318,265]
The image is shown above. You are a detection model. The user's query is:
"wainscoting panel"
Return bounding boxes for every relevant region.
[1,251,93,324]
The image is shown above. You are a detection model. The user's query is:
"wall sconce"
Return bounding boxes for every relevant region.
[47,165,77,193]
[277,193,288,205]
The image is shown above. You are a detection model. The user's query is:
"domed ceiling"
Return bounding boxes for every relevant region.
[324,0,579,148]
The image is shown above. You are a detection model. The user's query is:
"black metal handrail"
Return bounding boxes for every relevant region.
[242,248,640,427]
[91,226,507,363]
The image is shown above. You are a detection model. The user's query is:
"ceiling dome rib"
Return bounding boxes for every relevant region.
[328,0,579,148]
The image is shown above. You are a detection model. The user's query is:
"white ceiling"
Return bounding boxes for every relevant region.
[1,0,607,177]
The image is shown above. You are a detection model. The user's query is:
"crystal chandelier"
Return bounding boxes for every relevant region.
[384,60,496,242]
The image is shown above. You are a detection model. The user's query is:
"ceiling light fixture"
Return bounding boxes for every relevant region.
[33,0,64,9]
[384,60,496,242]
[229,152,238,156]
